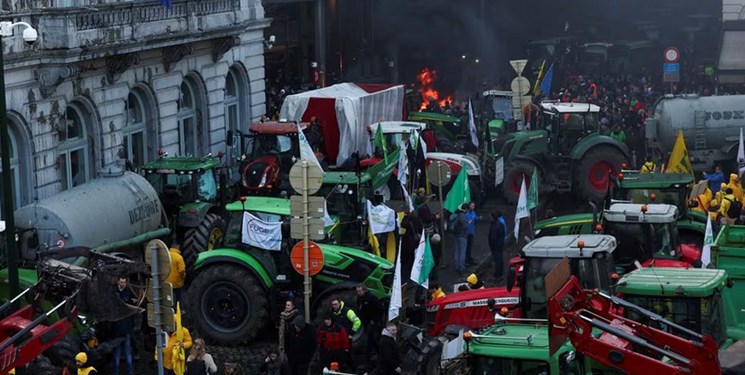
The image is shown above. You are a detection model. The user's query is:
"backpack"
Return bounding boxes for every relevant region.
[726,197,743,218]
[187,358,207,375]
[448,213,466,235]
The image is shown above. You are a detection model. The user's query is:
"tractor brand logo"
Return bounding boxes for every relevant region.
[443,297,520,310]
[321,269,351,279]
[128,199,160,224]
[427,305,439,312]
[248,220,273,235]
[706,110,745,121]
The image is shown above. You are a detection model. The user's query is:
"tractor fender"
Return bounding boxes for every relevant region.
[571,135,630,162]
[310,281,358,312]
[177,202,217,228]
[193,248,274,289]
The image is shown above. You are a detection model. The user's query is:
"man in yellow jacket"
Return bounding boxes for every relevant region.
[155,325,193,373]
[167,244,187,304]
[720,188,739,225]
[728,174,744,202]
[640,157,656,173]
[75,352,98,375]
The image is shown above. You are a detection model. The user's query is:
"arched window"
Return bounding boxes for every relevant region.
[225,65,250,173]
[125,92,147,169]
[177,77,206,156]
[0,127,21,212]
[59,103,91,190]
[225,70,239,135]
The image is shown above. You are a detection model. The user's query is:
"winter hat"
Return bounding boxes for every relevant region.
[466,273,479,285]
[75,352,88,363]
[292,315,307,330]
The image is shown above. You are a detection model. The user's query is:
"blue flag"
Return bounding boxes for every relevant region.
[539,64,554,96]
[159,0,172,9]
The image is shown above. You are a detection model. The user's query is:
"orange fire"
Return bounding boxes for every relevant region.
[416,67,453,111]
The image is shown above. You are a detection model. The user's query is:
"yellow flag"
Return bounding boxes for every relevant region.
[368,226,381,257]
[173,301,186,375]
[665,131,694,177]
[386,232,397,263]
[175,302,183,342]
[533,60,547,96]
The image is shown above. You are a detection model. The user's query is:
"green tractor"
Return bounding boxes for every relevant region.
[495,101,629,203]
[407,111,464,151]
[187,197,393,345]
[141,155,232,269]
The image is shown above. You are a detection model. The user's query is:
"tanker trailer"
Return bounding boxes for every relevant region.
[14,171,170,261]
[646,94,745,172]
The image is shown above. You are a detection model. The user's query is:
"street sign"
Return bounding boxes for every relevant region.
[289,161,324,195]
[663,63,680,83]
[664,47,680,63]
[510,77,531,96]
[509,59,528,76]
[146,282,174,308]
[290,217,326,240]
[427,161,452,187]
[290,195,326,217]
[147,303,175,332]
[663,63,680,73]
[291,241,324,276]
[145,239,172,281]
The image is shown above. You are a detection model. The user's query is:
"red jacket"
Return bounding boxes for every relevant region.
[317,323,350,351]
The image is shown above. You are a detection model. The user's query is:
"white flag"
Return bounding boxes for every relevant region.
[701,214,714,268]
[410,229,434,289]
[297,122,324,172]
[241,212,283,251]
[388,238,402,322]
[366,200,397,234]
[468,99,479,147]
[738,128,745,177]
[398,140,409,186]
[514,176,529,240]
[401,181,415,212]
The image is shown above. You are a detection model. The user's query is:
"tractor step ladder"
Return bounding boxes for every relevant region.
[694,110,707,150]
[554,156,572,192]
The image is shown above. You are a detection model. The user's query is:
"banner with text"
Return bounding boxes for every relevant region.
[242,212,283,251]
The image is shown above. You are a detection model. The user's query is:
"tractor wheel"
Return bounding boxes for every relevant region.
[45,333,80,368]
[502,160,539,204]
[575,147,626,203]
[24,356,57,375]
[469,178,484,205]
[188,264,268,346]
[182,213,226,271]
[416,337,444,375]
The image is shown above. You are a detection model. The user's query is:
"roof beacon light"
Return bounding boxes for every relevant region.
[577,240,585,256]
[650,194,657,201]
[617,173,624,181]
[641,205,648,213]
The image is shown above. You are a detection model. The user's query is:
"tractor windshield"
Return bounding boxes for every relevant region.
[623,188,686,214]
[523,255,612,319]
[246,134,294,157]
[604,222,678,270]
[623,294,725,346]
[472,357,550,375]
[197,169,218,201]
[145,172,197,202]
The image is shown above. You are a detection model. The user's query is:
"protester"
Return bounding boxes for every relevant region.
[465,202,482,266]
[720,188,740,225]
[356,284,381,361]
[223,359,242,375]
[373,323,402,374]
[728,173,744,202]
[428,282,446,300]
[488,211,507,280]
[330,296,362,338]
[260,346,289,375]
[186,338,218,374]
[112,276,136,375]
[278,299,299,356]
[155,315,193,375]
[316,314,352,371]
[704,165,725,194]
[609,125,626,144]
[640,157,656,173]
[75,352,98,375]
[166,243,187,304]
[286,315,316,375]
[449,204,470,274]
[466,273,485,289]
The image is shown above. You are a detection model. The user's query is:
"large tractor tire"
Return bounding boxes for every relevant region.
[416,337,444,375]
[44,333,80,368]
[502,160,539,204]
[574,147,626,203]
[24,356,57,375]
[182,213,226,271]
[188,264,268,346]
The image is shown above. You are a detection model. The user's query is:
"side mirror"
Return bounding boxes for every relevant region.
[506,265,516,292]
[226,130,234,146]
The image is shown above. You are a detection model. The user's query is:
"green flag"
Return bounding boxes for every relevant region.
[443,165,470,213]
[527,168,539,210]
[411,229,435,288]
[374,123,388,162]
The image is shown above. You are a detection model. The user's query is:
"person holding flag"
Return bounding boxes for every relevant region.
[155,303,193,375]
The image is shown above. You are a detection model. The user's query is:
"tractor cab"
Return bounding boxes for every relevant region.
[407,111,462,146]
[538,102,600,156]
[616,267,730,348]
[480,90,515,143]
[512,234,617,319]
[318,171,375,244]
[240,121,311,195]
[601,203,700,272]
[142,156,222,217]
[366,121,426,166]
[614,171,705,223]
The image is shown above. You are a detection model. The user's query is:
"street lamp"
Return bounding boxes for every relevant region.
[0,21,38,298]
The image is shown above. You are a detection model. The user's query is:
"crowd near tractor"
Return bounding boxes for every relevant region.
[494,101,629,203]
[186,196,393,346]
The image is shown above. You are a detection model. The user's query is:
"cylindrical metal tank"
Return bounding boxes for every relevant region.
[15,171,163,255]
[652,95,745,154]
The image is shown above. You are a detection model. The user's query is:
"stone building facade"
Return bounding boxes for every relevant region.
[1,0,268,211]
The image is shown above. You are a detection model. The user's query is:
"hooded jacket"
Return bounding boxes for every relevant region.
[166,247,187,289]
[286,316,317,365]
[705,170,725,193]
[376,328,402,374]
[728,174,744,201]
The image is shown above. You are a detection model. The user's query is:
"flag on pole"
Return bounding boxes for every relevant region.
[297,122,325,172]
[401,181,415,212]
[738,128,745,177]
[665,131,694,177]
[443,165,471,213]
[388,238,402,322]
[173,302,186,374]
[159,0,172,10]
[514,176,529,240]
[532,60,547,95]
[468,100,479,147]
[538,63,555,97]
[527,168,539,210]
[701,215,714,268]
[374,123,389,163]
[398,140,409,185]
[410,229,435,289]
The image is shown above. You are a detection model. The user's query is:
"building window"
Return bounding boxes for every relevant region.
[0,127,21,212]
[225,70,239,136]
[178,80,203,156]
[125,92,148,170]
[59,104,90,190]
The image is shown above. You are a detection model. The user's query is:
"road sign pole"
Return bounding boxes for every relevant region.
[437,164,445,266]
[302,161,312,324]
[151,242,166,375]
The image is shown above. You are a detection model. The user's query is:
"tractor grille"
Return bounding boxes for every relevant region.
[243,162,268,187]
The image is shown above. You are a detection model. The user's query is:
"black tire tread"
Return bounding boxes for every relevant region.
[502,160,539,204]
[182,213,226,271]
[44,333,80,368]
[575,146,626,203]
